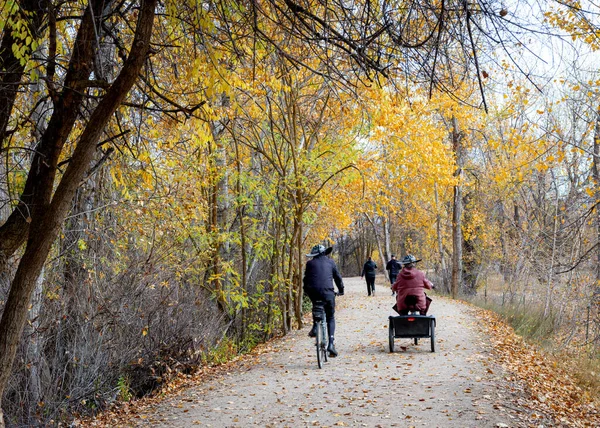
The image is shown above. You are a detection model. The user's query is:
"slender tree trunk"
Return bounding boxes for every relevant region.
[364,213,385,275]
[0,1,157,419]
[451,116,463,299]
[544,175,560,318]
[383,214,391,281]
[267,204,281,339]
[434,183,449,292]
[295,219,303,328]
[0,158,9,223]
[208,138,222,304]
[25,268,45,419]
[206,122,230,315]
[234,137,248,338]
[355,223,363,275]
[285,214,295,332]
[592,106,600,319]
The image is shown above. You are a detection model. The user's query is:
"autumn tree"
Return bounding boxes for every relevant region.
[0,0,558,424]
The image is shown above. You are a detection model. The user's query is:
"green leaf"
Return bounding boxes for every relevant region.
[77,239,88,251]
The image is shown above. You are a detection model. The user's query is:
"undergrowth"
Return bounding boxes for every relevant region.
[475,300,556,346]
[472,297,600,400]
[556,347,600,401]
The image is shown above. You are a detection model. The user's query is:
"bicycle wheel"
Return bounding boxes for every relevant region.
[321,321,328,362]
[316,321,324,369]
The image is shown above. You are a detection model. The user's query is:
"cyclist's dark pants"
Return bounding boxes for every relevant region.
[389,273,397,285]
[305,289,336,338]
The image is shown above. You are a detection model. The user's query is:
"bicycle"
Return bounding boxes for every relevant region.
[312,301,328,369]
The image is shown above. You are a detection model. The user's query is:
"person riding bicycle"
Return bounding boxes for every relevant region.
[303,244,344,357]
[391,255,433,315]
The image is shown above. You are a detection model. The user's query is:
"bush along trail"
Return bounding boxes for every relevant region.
[88,277,599,427]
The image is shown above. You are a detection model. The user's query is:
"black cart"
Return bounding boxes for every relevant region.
[388,314,436,352]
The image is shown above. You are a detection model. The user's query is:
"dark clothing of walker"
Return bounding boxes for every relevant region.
[361,260,377,296]
[303,253,344,339]
[386,258,402,284]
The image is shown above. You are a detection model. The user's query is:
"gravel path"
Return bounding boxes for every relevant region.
[130,276,529,427]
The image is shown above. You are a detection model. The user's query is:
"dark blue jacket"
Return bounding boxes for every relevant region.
[386,259,402,276]
[303,255,344,298]
[361,260,377,278]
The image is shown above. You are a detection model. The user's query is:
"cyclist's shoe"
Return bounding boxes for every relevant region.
[308,324,317,338]
[327,339,338,357]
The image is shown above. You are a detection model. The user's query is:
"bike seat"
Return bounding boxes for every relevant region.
[312,302,325,321]
[404,295,419,312]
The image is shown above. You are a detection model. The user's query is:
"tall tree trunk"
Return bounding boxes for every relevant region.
[206,120,230,316]
[24,77,54,416]
[268,204,282,339]
[295,216,304,329]
[544,174,560,318]
[234,137,248,339]
[0,1,157,420]
[25,268,45,420]
[364,213,385,275]
[434,183,449,292]
[462,191,478,294]
[592,106,600,319]
[383,214,391,281]
[451,116,463,299]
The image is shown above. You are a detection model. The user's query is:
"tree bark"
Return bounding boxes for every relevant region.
[364,213,385,276]
[295,218,303,329]
[383,214,391,281]
[0,0,157,414]
[544,173,560,318]
[233,137,248,338]
[434,183,449,292]
[592,106,600,318]
[25,267,45,418]
[451,115,463,299]
[0,0,106,262]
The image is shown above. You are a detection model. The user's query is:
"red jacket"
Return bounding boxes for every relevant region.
[392,267,433,312]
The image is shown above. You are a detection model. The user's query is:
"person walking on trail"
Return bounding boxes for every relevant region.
[303,245,344,357]
[361,256,377,296]
[386,254,402,294]
[392,255,434,315]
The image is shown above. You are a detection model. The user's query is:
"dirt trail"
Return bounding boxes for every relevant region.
[129,277,531,427]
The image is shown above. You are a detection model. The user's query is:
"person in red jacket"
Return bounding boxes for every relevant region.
[392,255,433,315]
